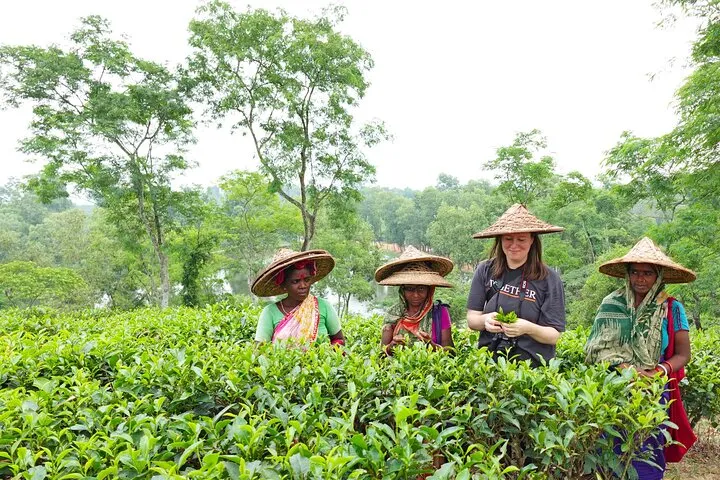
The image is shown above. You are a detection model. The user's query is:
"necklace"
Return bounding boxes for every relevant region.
[278,301,299,316]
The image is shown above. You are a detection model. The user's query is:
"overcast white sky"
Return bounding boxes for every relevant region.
[0,0,699,191]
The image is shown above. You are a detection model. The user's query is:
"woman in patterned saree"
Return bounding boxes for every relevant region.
[376,246,455,355]
[585,237,697,479]
[252,248,345,347]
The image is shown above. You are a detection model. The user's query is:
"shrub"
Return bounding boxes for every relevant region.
[0,306,716,479]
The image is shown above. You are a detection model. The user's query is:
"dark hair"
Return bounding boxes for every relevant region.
[489,233,548,280]
[280,264,313,286]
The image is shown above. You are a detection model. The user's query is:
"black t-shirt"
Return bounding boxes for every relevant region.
[466,260,566,363]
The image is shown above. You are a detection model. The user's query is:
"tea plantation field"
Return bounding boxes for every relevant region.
[1,302,719,479]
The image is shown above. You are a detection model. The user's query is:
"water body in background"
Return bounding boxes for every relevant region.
[226,269,395,316]
[344,283,391,316]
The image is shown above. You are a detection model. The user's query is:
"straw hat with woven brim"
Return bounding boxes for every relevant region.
[251,248,335,297]
[374,246,454,288]
[472,204,564,239]
[599,237,696,284]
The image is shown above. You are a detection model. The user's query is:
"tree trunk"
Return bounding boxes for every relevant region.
[343,293,351,318]
[581,220,596,263]
[301,211,316,251]
[133,170,170,308]
[158,249,170,308]
[692,293,703,330]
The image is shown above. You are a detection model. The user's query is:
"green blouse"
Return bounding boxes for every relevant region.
[254,297,341,342]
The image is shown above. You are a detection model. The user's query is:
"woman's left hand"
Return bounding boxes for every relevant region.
[500,318,532,338]
[418,330,432,343]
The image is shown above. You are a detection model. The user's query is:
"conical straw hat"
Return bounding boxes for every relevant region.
[599,237,696,284]
[251,248,335,297]
[374,246,454,288]
[472,204,563,239]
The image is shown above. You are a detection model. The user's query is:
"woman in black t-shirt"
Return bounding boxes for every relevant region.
[466,204,566,366]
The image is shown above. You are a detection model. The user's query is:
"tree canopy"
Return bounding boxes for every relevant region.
[186,1,388,250]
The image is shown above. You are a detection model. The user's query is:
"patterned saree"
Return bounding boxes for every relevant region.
[271,294,320,343]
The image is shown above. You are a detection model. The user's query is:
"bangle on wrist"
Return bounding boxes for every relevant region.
[662,361,673,374]
[657,363,669,376]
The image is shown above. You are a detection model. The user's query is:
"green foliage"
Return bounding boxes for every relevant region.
[0,16,196,307]
[0,181,74,264]
[359,180,498,256]
[217,170,303,292]
[177,230,218,307]
[313,209,380,318]
[358,187,415,245]
[600,1,720,332]
[0,261,88,308]
[682,327,720,427]
[649,203,720,330]
[547,171,592,211]
[495,307,518,324]
[439,269,473,330]
[186,2,388,250]
[4,307,718,478]
[427,204,490,268]
[483,130,556,205]
[436,173,460,191]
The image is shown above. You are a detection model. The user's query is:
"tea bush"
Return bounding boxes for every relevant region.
[1,304,718,479]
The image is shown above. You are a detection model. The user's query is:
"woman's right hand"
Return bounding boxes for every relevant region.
[484,312,504,334]
[384,335,406,356]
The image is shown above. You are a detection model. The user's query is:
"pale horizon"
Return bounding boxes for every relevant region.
[0,0,699,193]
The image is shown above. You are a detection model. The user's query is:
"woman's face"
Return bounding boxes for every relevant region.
[501,233,534,267]
[628,263,658,298]
[283,267,313,302]
[403,285,429,310]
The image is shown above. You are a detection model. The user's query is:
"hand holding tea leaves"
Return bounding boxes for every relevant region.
[495,307,518,324]
[383,333,406,356]
[496,307,531,338]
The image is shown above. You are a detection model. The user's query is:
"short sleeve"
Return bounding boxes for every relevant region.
[254,304,276,342]
[673,301,690,331]
[467,261,491,311]
[539,270,566,332]
[321,298,342,336]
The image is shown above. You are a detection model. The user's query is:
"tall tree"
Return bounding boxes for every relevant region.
[483,129,556,205]
[605,1,720,217]
[186,2,388,250]
[603,132,689,221]
[601,0,720,327]
[0,17,195,307]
